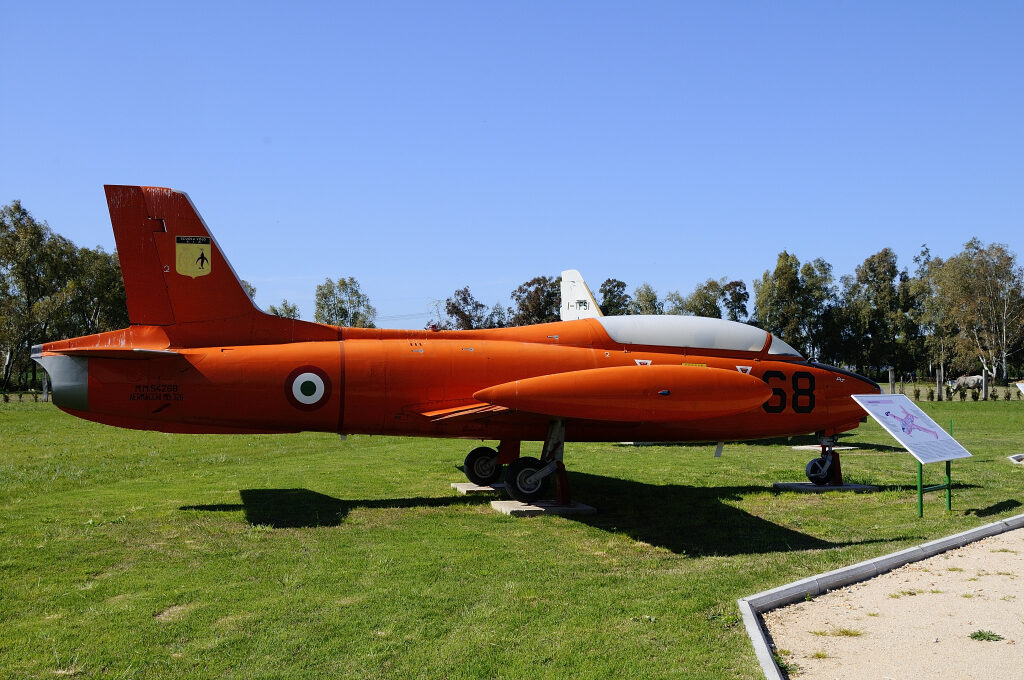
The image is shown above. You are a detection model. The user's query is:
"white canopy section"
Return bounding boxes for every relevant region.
[768,335,803,357]
[597,315,770,352]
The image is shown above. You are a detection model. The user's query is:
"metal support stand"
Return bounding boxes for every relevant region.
[825,444,844,486]
[555,462,571,505]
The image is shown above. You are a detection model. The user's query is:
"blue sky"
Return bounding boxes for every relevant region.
[3,2,1022,327]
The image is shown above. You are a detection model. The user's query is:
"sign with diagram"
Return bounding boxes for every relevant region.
[852,394,972,464]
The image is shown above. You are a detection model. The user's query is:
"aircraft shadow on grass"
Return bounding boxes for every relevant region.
[965,499,1022,517]
[181,474,911,557]
[181,490,490,529]
[614,435,909,454]
[564,472,910,557]
[870,482,980,493]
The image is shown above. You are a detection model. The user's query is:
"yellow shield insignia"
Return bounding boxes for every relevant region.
[175,236,212,278]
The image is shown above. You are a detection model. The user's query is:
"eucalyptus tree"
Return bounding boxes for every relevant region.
[431,286,509,330]
[268,300,300,319]
[597,278,631,316]
[721,280,749,322]
[935,239,1024,382]
[752,252,835,360]
[629,283,663,315]
[510,276,560,326]
[665,278,723,317]
[1,201,127,391]
[314,276,377,328]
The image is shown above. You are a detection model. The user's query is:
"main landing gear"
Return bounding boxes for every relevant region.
[805,435,844,486]
[462,420,572,504]
[464,446,503,485]
[462,440,521,485]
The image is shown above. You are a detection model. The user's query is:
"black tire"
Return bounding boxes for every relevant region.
[464,447,502,485]
[805,452,833,486]
[503,456,550,503]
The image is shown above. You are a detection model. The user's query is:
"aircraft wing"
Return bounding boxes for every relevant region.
[32,347,178,360]
[472,364,772,422]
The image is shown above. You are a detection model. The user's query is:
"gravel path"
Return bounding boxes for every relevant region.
[762,528,1024,679]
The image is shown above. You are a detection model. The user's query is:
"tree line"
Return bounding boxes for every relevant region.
[427,242,1024,385]
[3,198,1021,392]
[1,202,128,393]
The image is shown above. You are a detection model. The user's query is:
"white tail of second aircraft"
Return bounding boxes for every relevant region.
[560,269,603,321]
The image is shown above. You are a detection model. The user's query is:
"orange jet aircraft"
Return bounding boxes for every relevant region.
[34,186,880,503]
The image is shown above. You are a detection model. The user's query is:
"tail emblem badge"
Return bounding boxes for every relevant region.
[175,236,212,278]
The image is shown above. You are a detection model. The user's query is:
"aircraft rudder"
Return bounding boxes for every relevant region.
[105,185,176,325]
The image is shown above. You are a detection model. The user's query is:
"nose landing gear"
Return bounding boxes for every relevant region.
[805,436,844,486]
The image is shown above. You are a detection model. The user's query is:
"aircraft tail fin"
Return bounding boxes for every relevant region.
[106,185,255,326]
[559,269,603,321]
[105,185,339,346]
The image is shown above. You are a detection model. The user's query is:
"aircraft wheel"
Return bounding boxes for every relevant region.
[805,452,833,486]
[503,456,550,503]
[464,447,502,485]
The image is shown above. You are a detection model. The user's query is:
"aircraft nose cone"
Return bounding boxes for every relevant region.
[815,362,880,394]
[809,362,880,428]
[853,372,882,394]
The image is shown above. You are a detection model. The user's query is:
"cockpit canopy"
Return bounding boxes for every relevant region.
[596,315,804,358]
[767,334,802,357]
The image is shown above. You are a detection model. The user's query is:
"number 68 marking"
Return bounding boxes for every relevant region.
[761,370,815,414]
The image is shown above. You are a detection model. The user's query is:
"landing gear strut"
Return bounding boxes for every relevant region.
[503,420,571,504]
[805,436,844,486]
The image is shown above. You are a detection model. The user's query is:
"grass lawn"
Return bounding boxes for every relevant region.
[2,400,1023,679]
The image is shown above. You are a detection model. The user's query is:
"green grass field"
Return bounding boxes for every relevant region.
[2,400,1023,679]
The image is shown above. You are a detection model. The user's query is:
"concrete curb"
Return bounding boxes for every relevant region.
[450,482,504,495]
[738,512,1024,679]
[490,500,596,516]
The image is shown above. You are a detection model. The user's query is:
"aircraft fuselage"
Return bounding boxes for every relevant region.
[37,318,876,443]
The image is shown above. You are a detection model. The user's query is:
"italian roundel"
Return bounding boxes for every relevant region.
[285,366,332,411]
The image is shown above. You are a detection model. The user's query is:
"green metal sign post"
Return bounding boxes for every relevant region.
[853,396,972,519]
[915,419,956,518]
[917,459,953,518]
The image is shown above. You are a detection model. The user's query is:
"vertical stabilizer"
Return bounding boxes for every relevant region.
[106,185,256,327]
[560,269,603,321]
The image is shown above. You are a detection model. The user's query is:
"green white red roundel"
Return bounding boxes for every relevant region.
[285,366,332,411]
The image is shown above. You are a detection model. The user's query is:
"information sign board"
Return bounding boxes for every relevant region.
[852,394,972,464]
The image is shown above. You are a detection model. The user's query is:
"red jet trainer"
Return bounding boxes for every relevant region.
[34,186,880,502]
